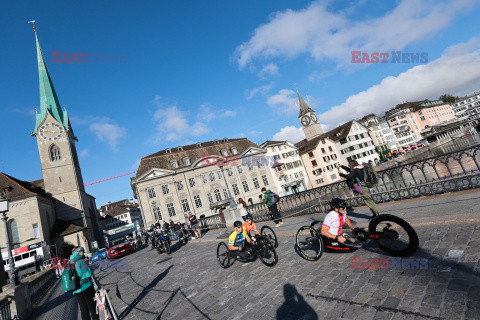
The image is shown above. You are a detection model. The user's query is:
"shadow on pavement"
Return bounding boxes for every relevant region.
[276,284,317,320]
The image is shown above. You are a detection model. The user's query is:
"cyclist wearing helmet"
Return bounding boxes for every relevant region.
[321,198,355,245]
[228,220,252,259]
[242,214,260,238]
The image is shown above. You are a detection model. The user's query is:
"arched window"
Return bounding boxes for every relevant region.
[8,220,20,249]
[49,144,61,162]
[231,147,238,155]
[220,149,228,157]
[170,159,179,169]
[183,157,191,166]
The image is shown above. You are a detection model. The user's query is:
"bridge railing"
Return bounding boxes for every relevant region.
[247,143,480,219]
[198,213,226,230]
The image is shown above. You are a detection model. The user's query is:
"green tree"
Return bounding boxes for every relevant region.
[439,94,460,103]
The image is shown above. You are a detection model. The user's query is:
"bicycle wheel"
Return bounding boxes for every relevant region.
[217,242,231,269]
[368,214,419,257]
[257,237,278,267]
[261,225,278,248]
[295,226,323,261]
[164,239,171,254]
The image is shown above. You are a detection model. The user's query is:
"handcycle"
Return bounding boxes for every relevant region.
[295,214,419,261]
[260,225,278,248]
[216,234,278,268]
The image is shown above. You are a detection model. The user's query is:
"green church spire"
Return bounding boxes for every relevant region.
[33,28,69,134]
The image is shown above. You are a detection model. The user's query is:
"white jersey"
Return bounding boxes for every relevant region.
[322,210,346,236]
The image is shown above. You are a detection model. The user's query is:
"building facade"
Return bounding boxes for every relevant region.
[451,93,480,124]
[332,121,379,165]
[260,141,308,196]
[359,114,391,161]
[131,138,280,226]
[98,199,144,245]
[405,100,456,140]
[385,104,418,150]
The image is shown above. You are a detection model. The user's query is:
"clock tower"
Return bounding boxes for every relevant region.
[298,92,323,141]
[32,29,97,248]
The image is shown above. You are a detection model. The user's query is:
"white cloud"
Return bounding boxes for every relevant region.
[131,158,141,170]
[319,37,480,125]
[233,0,476,69]
[246,83,273,100]
[197,103,236,122]
[257,63,279,79]
[89,121,127,150]
[152,96,211,143]
[272,126,305,143]
[267,89,298,114]
[79,149,89,159]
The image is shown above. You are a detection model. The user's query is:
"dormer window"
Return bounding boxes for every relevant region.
[165,148,172,154]
[223,138,228,142]
[196,142,202,147]
[183,157,191,166]
[214,139,219,144]
[177,146,183,151]
[170,159,179,168]
[231,147,238,155]
[220,149,228,157]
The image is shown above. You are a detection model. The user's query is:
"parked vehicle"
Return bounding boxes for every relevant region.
[107,238,134,259]
[91,248,108,263]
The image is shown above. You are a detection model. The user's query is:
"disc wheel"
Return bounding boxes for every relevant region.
[261,225,278,248]
[216,242,231,269]
[295,226,323,261]
[257,237,278,267]
[368,214,419,257]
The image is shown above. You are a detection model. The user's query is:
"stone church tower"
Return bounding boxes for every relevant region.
[298,92,323,141]
[31,28,98,251]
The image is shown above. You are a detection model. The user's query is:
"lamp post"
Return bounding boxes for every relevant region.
[218,160,237,209]
[0,192,19,287]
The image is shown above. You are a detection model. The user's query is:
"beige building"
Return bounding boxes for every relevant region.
[131,138,280,225]
[98,199,143,245]
[0,29,99,260]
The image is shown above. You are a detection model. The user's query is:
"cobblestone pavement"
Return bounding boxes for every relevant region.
[93,191,480,320]
[33,190,480,320]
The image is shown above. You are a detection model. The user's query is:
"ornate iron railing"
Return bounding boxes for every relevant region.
[0,297,12,320]
[198,213,226,230]
[247,143,480,220]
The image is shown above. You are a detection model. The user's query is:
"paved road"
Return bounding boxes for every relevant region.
[33,189,480,319]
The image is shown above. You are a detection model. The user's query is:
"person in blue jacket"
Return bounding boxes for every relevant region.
[70,246,99,320]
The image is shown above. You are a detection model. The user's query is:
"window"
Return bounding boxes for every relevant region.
[33,223,40,239]
[161,184,169,195]
[207,193,214,204]
[311,160,317,167]
[183,157,191,166]
[221,149,228,156]
[170,159,179,168]
[321,148,326,154]
[147,188,157,198]
[209,172,216,181]
[242,181,250,192]
[181,199,190,213]
[420,116,426,121]
[227,168,233,176]
[328,146,333,152]
[232,184,240,196]
[261,175,269,186]
[201,174,208,184]
[237,166,243,174]
[175,181,184,191]
[189,177,196,187]
[315,178,324,184]
[166,203,176,217]
[253,177,260,189]
[194,195,202,208]
[231,147,238,155]
[214,189,222,202]
[153,205,162,221]
[217,170,223,179]
[308,152,314,157]
[49,144,61,162]
[223,188,229,199]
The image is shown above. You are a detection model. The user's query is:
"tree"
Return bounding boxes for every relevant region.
[439,94,460,103]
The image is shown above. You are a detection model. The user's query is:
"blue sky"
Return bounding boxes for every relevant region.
[2,0,480,206]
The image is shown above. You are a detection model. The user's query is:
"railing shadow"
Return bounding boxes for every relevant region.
[276,283,318,320]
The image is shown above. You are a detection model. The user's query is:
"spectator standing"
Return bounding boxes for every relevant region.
[169,219,177,240]
[188,212,202,239]
[238,198,248,221]
[70,246,99,320]
[261,187,283,227]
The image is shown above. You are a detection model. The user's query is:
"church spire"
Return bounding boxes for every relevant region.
[33,27,69,134]
[297,91,315,118]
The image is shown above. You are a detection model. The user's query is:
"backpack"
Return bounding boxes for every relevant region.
[360,164,378,188]
[270,192,280,204]
[62,262,80,292]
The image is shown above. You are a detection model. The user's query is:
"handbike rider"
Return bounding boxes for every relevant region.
[320,198,359,252]
[242,214,260,240]
[228,220,253,260]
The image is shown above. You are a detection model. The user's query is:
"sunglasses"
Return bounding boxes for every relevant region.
[338,207,346,210]
[235,226,242,229]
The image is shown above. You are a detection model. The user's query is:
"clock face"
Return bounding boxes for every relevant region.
[310,113,318,124]
[39,122,64,141]
[301,115,311,127]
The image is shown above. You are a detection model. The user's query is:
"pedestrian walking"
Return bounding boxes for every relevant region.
[338,160,380,219]
[261,187,283,227]
[238,198,248,221]
[69,246,99,320]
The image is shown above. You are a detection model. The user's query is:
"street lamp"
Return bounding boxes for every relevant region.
[218,160,237,209]
[0,192,20,287]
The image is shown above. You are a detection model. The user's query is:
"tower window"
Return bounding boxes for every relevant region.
[49,144,61,162]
